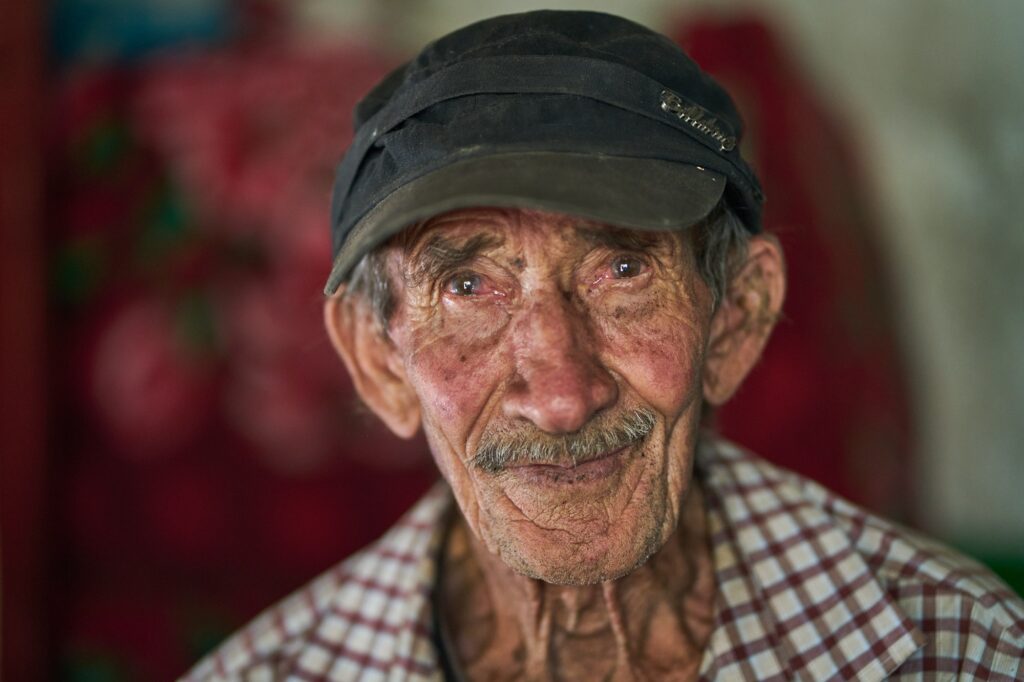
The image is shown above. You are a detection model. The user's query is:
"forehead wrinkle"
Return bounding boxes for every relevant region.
[397,208,681,289]
[407,231,505,286]
[400,207,518,253]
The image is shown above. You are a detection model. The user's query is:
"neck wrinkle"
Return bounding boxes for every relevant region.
[441,479,716,681]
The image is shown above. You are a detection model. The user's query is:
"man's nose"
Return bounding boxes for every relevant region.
[502,293,618,433]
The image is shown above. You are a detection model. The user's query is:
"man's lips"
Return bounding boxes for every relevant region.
[501,445,631,484]
[504,445,627,470]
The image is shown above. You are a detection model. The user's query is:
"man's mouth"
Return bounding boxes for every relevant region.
[505,445,627,469]
[503,445,631,485]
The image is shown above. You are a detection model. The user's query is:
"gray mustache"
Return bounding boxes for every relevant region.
[469,408,657,474]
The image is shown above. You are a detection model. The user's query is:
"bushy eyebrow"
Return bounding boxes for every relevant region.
[407,232,504,285]
[573,224,664,253]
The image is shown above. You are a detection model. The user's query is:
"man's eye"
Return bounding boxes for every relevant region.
[611,255,645,279]
[447,272,483,296]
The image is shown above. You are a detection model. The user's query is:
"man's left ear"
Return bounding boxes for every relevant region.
[703,234,786,406]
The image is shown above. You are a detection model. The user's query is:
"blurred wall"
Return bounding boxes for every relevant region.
[293,0,1024,553]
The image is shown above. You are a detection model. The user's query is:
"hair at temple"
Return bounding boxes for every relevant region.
[338,200,751,332]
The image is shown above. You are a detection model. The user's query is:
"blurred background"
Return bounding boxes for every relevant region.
[2,0,1022,679]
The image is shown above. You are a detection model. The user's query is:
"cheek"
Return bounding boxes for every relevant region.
[399,316,510,530]
[594,291,708,414]
[401,313,509,441]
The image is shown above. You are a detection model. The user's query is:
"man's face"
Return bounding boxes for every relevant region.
[379,207,716,584]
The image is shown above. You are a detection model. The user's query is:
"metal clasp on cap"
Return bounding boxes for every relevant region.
[660,90,736,152]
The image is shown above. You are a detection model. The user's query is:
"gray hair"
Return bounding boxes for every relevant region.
[339,202,751,330]
[470,407,657,473]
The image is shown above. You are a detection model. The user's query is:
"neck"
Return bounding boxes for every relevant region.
[439,481,716,682]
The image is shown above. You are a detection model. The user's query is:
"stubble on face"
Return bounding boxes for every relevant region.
[471,405,665,584]
[387,208,715,585]
[467,405,704,585]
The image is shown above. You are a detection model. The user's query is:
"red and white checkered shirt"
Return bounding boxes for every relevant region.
[183,438,1024,680]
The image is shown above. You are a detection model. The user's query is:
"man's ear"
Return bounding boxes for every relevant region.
[323,292,421,439]
[703,234,786,406]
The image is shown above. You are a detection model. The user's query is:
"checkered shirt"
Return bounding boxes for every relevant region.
[182,438,1024,680]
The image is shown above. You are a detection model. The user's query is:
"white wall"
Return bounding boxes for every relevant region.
[294,0,1024,553]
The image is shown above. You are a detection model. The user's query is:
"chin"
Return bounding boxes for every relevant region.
[494,513,669,585]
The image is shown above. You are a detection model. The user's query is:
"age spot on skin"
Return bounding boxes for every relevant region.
[613,299,656,321]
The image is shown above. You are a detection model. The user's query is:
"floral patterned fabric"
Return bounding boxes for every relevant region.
[51,45,439,680]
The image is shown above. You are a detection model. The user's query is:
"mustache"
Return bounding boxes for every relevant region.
[469,408,657,474]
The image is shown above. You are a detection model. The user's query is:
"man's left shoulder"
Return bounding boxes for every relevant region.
[706,439,1024,677]
[820,479,1024,677]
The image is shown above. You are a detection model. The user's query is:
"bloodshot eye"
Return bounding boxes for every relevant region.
[447,272,483,296]
[611,255,645,278]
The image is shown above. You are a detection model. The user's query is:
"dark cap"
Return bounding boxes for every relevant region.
[324,10,764,294]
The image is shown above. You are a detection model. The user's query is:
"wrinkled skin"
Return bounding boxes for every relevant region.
[391,209,713,583]
[326,207,785,680]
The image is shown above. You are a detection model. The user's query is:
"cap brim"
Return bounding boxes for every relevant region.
[324,151,725,294]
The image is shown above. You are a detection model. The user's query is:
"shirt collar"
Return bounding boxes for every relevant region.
[347,438,926,680]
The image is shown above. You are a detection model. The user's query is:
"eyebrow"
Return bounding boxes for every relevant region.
[573,224,662,252]
[408,232,504,285]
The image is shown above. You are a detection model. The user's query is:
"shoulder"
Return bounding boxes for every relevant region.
[818,478,1024,677]
[701,437,1024,678]
[180,485,451,681]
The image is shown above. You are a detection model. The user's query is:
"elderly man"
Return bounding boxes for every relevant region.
[185,10,1023,681]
